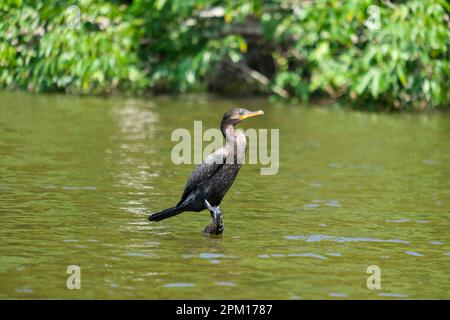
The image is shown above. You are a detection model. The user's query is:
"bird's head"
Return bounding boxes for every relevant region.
[222,108,264,127]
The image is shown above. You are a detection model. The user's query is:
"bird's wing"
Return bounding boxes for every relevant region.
[179,149,226,203]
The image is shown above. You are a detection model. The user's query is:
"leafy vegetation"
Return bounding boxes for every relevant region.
[1,0,449,109]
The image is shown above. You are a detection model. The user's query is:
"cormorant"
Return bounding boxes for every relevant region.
[148,108,264,234]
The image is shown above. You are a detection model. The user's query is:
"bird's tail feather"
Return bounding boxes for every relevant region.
[148,206,185,222]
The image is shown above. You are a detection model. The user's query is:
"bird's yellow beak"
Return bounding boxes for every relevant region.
[239,110,264,121]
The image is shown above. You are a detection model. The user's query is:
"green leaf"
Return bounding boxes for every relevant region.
[355,70,374,95]
[370,70,381,98]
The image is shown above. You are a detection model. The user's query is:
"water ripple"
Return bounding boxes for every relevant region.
[404,251,424,257]
[199,253,225,259]
[287,253,327,260]
[378,292,408,298]
[124,252,158,258]
[385,219,410,223]
[258,253,327,260]
[15,287,33,293]
[215,281,236,287]
[325,252,342,257]
[164,283,195,288]
[329,292,348,298]
[285,234,410,244]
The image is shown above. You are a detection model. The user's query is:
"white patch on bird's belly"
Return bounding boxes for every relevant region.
[204,148,226,165]
[202,130,247,165]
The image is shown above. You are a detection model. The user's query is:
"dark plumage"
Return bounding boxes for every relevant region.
[148,108,264,234]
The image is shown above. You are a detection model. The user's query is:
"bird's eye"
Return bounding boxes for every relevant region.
[239,110,245,115]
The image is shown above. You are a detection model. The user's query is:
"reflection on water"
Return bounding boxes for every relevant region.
[0,91,449,299]
[109,100,159,218]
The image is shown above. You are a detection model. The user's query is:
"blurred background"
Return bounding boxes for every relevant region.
[1,0,449,110]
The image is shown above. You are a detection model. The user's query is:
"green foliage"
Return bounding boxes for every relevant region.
[268,0,450,109]
[0,0,449,109]
[1,0,145,94]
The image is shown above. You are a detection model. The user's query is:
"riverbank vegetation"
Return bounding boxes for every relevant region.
[1,0,449,110]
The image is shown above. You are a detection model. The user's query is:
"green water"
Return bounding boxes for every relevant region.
[0,91,449,299]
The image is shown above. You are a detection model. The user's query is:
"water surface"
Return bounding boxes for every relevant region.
[0,91,449,299]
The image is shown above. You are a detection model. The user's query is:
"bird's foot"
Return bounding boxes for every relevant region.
[204,218,224,235]
[203,200,224,235]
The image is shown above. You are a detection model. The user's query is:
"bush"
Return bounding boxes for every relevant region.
[0,0,145,94]
[267,0,450,109]
[0,0,448,109]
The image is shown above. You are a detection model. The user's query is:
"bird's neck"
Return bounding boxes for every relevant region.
[221,122,246,164]
[221,122,236,143]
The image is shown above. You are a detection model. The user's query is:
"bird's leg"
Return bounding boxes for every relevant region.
[204,199,215,219]
[204,199,218,217]
[203,200,224,235]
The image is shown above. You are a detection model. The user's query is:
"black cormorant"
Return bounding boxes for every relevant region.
[148,108,264,234]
